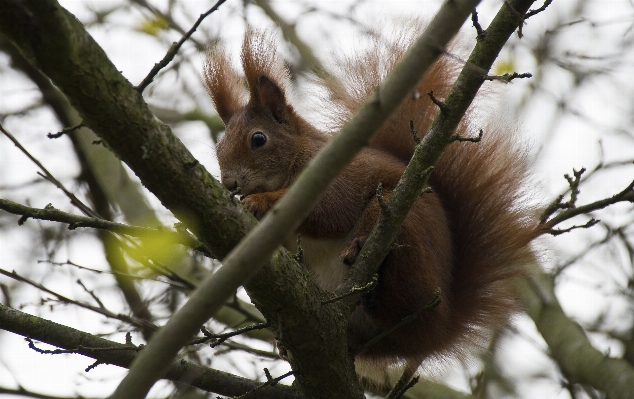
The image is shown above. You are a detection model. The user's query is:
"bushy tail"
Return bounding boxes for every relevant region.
[323,25,542,360]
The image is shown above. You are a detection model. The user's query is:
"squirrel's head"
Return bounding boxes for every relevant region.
[204,30,299,196]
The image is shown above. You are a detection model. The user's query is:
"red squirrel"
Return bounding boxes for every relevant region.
[204,30,541,372]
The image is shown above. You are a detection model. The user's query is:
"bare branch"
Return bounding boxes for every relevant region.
[0,198,211,257]
[47,122,83,139]
[0,268,158,332]
[541,167,587,222]
[0,304,294,399]
[191,323,270,347]
[0,123,96,217]
[525,0,553,19]
[545,179,634,231]
[135,0,227,92]
[483,72,532,82]
[520,272,634,399]
[471,9,487,40]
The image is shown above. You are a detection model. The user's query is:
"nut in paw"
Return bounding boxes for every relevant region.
[241,193,274,220]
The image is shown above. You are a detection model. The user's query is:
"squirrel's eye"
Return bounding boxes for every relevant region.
[251,132,267,149]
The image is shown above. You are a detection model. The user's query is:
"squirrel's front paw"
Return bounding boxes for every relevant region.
[340,236,367,265]
[241,193,274,220]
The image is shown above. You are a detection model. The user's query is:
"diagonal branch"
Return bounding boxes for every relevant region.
[0,304,294,399]
[519,272,634,399]
[0,123,96,217]
[135,0,227,92]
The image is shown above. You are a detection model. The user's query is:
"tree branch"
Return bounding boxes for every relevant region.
[0,268,158,332]
[0,304,294,399]
[0,123,96,217]
[135,0,227,92]
[0,198,210,256]
[544,179,634,232]
[519,272,634,399]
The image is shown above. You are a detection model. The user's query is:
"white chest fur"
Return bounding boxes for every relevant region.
[284,236,349,292]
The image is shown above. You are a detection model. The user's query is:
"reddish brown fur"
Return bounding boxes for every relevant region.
[205,29,541,371]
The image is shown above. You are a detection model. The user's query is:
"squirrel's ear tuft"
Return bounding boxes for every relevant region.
[204,47,246,124]
[241,29,291,123]
[255,75,289,124]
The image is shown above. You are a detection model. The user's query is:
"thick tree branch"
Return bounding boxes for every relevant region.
[1,34,272,342]
[519,272,634,399]
[0,0,251,256]
[0,304,294,399]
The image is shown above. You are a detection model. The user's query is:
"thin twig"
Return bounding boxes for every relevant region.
[541,168,586,223]
[216,341,279,359]
[232,370,294,399]
[451,128,483,143]
[471,9,487,40]
[76,279,106,309]
[47,122,83,139]
[191,323,270,346]
[135,0,227,92]
[385,367,420,399]
[545,179,634,231]
[484,72,532,82]
[0,124,96,217]
[321,275,378,305]
[0,198,211,257]
[0,268,158,332]
[548,218,599,236]
[427,91,450,114]
[525,0,553,19]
